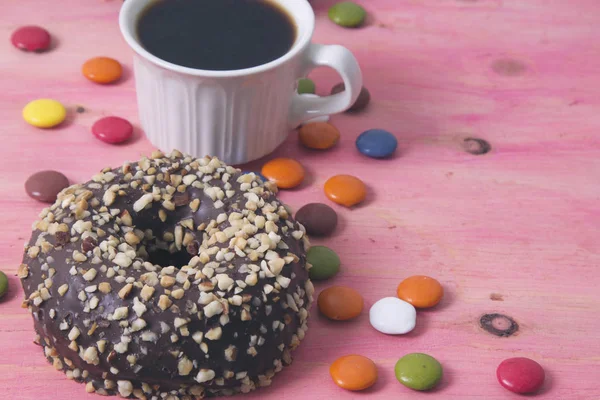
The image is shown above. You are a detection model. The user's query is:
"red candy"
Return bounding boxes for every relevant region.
[11,26,51,52]
[91,116,133,144]
[496,357,545,394]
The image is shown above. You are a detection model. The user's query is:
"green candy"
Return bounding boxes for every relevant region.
[297,78,316,94]
[0,270,8,300]
[395,353,443,391]
[307,246,340,280]
[328,2,366,28]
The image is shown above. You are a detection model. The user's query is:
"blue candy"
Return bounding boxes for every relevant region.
[356,129,397,158]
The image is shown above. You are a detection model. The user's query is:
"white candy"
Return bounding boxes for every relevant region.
[369,297,416,334]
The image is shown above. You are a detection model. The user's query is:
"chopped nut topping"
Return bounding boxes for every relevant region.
[27,246,40,258]
[160,275,176,288]
[171,288,185,299]
[98,282,112,294]
[68,327,81,341]
[72,250,87,262]
[112,307,128,320]
[140,272,159,287]
[124,231,140,245]
[118,283,133,299]
[132,297,147,317]
[130,319,147,332]
[58,284,69,296]
[216,274,234,291]
[82,268,97,281]
[178,356,194,376]
[204,300,224,318]
[114,341,128,354]
[195,369,215,383]
[83,346,99,365]
[133,193,154,212]
[117,380,133,397]
[157,295,173,311]
[205,326,222,340]
[140,285,155,301]
[113,252,132,268]
[192,331,204,344]
[17,264,29,279]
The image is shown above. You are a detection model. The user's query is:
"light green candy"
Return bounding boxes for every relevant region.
[328,2,366,28]
[297,78,316,94]
[0,271,8,299]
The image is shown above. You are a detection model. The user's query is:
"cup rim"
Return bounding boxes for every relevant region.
[119,0,315,78]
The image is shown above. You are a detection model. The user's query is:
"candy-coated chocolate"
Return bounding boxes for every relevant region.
[395,353,443,391]
[11,26,51,52]
[318,286,363,320]
[328,2,367,28]
[497,357,545,394]
[307,246,340,280]
[261,158,305,189]
[397,275,443,308]
[82,57,123,84]
[330,355,377,391]
[92,116,133,144]
[22,99,66,128]
[295,203,338,237]
[0,271,8,299]
[299,122,340,150]
[25,170,69,203]
[324,175,366,207]
[369,297,416,334]
[356,129,397,158]
[297,78,316,94]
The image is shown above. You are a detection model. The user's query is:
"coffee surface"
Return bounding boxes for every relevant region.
[137,0,297,71]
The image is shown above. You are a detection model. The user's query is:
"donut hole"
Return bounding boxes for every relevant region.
[135,223,199,269]
[146,247,193,270]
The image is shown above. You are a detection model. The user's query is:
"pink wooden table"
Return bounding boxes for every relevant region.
[1,0,600,398]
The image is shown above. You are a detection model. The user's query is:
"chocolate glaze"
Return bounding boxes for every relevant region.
[20,151,313,398]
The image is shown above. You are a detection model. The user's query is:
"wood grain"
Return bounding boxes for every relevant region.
[1,0,600,399]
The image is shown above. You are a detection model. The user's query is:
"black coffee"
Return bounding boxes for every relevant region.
[137,0,297,71]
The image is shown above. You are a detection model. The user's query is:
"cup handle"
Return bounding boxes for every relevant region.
[288,43,362,127]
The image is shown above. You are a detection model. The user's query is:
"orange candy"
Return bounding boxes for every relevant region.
[299,122,340,150]
[318,286,363,320]
[82,57,123,84]
[397,275,444,308]
[330,355,378,391]
[261,158,305,189]
[324,175,366,207]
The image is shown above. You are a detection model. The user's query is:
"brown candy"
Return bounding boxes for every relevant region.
[295,203,338,237]
[331,83,370,112]
[24,170,69,203]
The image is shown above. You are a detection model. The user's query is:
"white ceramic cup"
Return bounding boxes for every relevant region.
[119,0,362,165]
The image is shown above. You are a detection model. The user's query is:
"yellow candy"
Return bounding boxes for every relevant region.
[23,99,66,128]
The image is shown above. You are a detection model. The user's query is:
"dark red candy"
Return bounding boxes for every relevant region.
[295,203,338,237]
[497,357,545,394]
[92,116,133,144]
[25,170,69,203]
[11,26,51,52]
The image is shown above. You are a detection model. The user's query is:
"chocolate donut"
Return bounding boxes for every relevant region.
[19,150,313,399]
